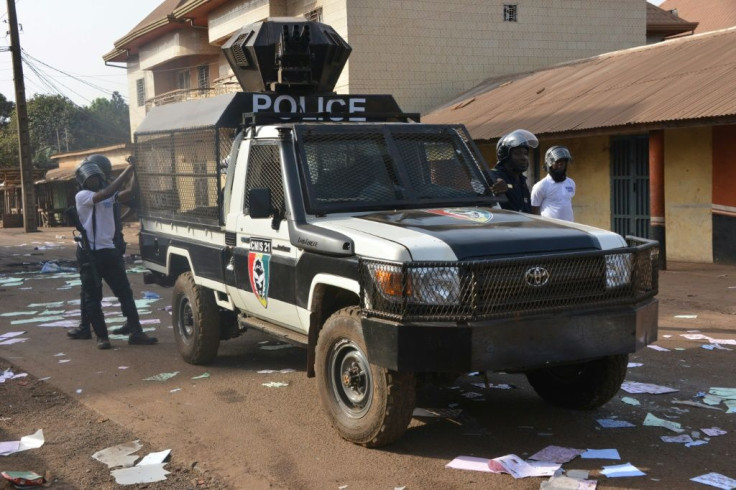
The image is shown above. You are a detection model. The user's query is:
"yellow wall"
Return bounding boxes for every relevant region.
[664,127,713,262]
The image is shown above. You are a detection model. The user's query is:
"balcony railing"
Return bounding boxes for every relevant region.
[144,79,242,111]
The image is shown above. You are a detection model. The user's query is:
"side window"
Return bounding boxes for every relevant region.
[244,144,284,216]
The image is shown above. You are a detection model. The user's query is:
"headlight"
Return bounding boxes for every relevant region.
[368,264,461,305]
[408,267,461,305]
[605,253,632,289]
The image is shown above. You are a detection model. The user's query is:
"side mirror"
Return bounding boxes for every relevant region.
[249,188,271,218]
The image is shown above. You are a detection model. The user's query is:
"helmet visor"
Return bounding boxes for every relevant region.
[547,146,572,165]
[499,129,539,151]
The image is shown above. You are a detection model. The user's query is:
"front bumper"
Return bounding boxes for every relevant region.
[361,299,658,373]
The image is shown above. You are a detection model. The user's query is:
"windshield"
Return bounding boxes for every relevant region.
[296,124,492,214]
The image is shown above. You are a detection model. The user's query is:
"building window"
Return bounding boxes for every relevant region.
[305,6,323,22]
[136,78,145,107]
[177,70,191,90]
[197,65,210,90]
[503,4,517,22]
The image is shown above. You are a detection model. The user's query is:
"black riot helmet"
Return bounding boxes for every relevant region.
[544,145,572,170]
[75,161,105,189]
[496,129,539,164]
[81,154,112,180]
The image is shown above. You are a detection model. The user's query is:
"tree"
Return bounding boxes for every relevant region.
[0,91,131,169]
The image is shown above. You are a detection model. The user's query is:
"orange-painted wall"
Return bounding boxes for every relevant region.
[713,125,736,208]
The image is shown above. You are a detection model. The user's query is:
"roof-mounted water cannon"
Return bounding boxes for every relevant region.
[222,17,351,94]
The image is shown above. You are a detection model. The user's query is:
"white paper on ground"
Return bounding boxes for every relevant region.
[528,445,583,464]
[596,418,635,428]
[445,455,493,472]
[137,449,171,466]
[540,474,597,490]
[621,381,678,394]
[660,434,693,444]
[702,427,727,437]
[111,463,170,484]
[647,344,670,352]
[643,413,684,433]
[581,449,620,460]
[621,397,640,406]
[487,454,561,478]
[18,429,44,452]
[0,441,20,456]
[600,463,646,478]
[0,331,26,338]
[690,472,736,489]
[92,440,142,468]
[0,338,29,345]
[709,387,736,399]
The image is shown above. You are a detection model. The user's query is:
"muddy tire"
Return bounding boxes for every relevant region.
[526,354,628,410]
[315,307,415,447]
[172,272,220,365]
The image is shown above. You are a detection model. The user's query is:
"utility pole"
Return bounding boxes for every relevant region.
[6,0,37,232]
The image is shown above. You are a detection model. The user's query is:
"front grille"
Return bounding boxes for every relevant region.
[359,237,658,322]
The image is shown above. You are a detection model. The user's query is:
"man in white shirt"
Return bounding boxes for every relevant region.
[531,146,576,221]
[74,159,158,349]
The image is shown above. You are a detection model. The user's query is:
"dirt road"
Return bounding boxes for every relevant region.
[1,225,735,489]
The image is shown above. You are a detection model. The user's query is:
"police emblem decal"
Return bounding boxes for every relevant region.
[248,238,272,308]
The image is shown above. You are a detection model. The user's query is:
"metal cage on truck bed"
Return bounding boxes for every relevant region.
[133,93,249,228]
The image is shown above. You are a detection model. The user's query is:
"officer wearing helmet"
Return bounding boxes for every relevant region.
[531,145,576,221]
[72,158,157,349]
[488,129,538,213]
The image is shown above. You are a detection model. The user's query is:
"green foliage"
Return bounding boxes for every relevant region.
[0,91,130,169]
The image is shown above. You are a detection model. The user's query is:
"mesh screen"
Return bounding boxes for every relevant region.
[244,144,284,215]
[298,125,489,213]
[135,127,235,226]
[360,239,659,322]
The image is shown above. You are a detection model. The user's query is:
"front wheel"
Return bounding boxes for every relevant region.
[315,307,415,447]
[526,354,628,410]
[172,272,220,364]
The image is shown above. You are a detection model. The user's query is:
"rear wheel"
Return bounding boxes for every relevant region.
[172,272,220,364]
[315,307,415,447]
[526,354,628,410]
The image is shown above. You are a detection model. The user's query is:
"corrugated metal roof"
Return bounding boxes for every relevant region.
[660,0,736,34]
[423,27,736,140]
[647,3,698,35]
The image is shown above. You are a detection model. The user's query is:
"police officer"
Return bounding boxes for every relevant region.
[488,129,539,213]
[74,159,157,349]
[531,145,576,221]
[67,154,129,340]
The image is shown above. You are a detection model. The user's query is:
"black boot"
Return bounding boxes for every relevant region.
[128,331,158,345]
[67,325,92,340]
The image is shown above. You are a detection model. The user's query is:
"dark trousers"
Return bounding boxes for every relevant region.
[78,247,141,339]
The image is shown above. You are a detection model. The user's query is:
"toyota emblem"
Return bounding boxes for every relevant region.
[524,266,550,287]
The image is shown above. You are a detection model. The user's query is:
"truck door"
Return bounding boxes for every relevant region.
[231,142,303,332]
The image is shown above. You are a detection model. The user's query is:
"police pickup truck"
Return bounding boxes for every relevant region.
[133,18,658,447]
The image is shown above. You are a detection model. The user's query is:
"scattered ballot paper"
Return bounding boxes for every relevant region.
[647,344,670,352]
[528,445,583,464]
[600,463,646,478]
[597,418,635,428]
[621,381,678,394]
[690,472,736,489]
[487,454,561,479]
[92,440,143,468]
[702,427,727,437]
[0,429,44,456]
[581,448,620,460]
[111,464,170,485]
[661,434,694,444]
[643,413,684,433]
[143,372,179,382]
[445,456,494,473]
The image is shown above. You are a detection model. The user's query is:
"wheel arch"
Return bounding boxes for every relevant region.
[306,274,360,377]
